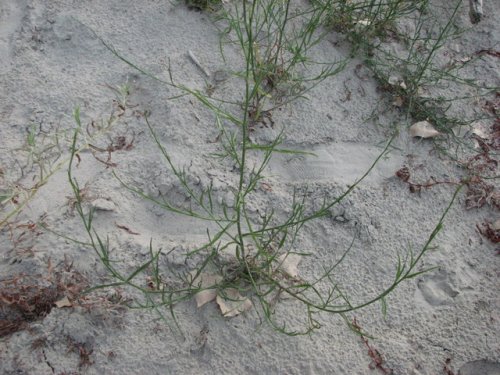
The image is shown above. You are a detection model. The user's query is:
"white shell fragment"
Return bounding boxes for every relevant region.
[410,121,441,138]
[277,253,302,278]
[191,271,223,308]
[216,288,252,317]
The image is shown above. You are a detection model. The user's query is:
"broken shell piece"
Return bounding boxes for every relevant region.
[216,288,252,317]
[410,121,440,138]
[277,254,302,278]
[190,271,223,308]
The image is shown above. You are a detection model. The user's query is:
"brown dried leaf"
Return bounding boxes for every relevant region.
[55,296,72,308]
[216,288,252,317]
[465,181,497,209]
[191,272,223,308]
[392,96,404,108]
[277,254,302,278]
[410,121,440,138]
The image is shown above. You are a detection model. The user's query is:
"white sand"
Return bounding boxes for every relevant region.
[1,0,499,374]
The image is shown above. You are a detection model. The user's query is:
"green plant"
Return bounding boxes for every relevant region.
[215,0,347,124]
[67,0,462,335]
[348,0,498,158]
[316,0,499,135]
[0,90,129,229]
[318,0,427,41]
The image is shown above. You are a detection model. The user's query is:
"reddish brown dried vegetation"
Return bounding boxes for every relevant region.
[395,166,460,194]
[66,336,94,368]
[0,260,87,337]
[443,358,456,375]
[397,97,499,210]
[5,220,44,257]
[396,136,499,211]
[88,134,135,168]
[352,318,394,374]
[465,179,499,210]
[477,221,500,244]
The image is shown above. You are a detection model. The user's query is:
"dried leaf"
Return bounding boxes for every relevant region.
[216,288,252,317]
[392,96,404,108]
[55,296,72,308]
[195,289,217,308]
[471,122,489,141]
[277,254,302,278]
[410,121,440,138]
[191,272,222,308]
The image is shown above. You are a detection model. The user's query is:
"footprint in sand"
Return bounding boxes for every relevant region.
[417,269,459,306]
[267,142,403,185]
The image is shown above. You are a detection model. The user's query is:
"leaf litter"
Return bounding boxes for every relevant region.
[192,252,303,317]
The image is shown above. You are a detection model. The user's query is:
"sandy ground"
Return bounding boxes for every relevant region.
[0,0,499,374]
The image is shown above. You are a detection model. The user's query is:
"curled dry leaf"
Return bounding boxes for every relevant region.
[410,121,440,138]
[190,271,223,308]
[392,96,404,108]
[216,288,252,318]
[277,253,302,278]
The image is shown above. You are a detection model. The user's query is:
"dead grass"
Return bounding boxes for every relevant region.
[0,259,87,337]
